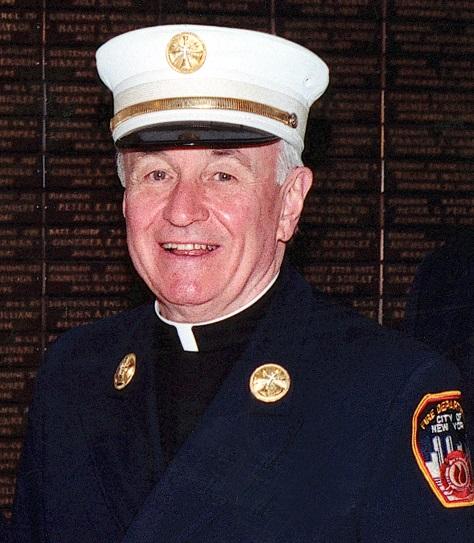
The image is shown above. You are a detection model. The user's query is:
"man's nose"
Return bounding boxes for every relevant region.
[162,180,210,226]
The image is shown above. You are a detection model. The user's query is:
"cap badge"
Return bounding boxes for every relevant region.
[114,353,136,390]
[166,32,207,74]
[250,363,291,403]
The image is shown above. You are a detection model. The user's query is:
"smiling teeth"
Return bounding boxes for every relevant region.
[162,243,217,251]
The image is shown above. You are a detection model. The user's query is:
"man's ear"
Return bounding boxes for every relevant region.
[122,192,128,218]
[277,166,313,242]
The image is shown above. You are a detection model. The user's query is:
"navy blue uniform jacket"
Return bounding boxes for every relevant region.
[12,266,474,541]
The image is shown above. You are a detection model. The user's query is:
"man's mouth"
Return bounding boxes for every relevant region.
[161,242,219,255]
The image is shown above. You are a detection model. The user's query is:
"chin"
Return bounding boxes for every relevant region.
[156,282,219,309]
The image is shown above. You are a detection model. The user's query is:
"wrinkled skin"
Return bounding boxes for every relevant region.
[122,141,312,322]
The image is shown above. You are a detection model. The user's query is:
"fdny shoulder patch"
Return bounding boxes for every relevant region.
[412,390,474,508]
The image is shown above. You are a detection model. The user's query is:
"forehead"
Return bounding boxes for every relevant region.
[121,141,281,171]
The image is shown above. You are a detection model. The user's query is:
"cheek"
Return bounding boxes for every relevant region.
[124,191,161,232]
[212,192,255,231]
[222,194,280,249]
[258,192,284,238]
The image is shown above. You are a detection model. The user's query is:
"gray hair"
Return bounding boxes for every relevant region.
[275,139,303,185]
[116,139,302,188]
[116,151,126,187]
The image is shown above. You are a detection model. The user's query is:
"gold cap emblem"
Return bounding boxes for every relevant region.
[166,32,207,74]
[249,363,291,403]
[114,353,136,390]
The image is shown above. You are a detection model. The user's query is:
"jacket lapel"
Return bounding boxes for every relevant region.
[78,306,164,530]
[123,266,314,543]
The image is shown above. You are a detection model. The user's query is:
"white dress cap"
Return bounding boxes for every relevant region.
[96,24,329,153]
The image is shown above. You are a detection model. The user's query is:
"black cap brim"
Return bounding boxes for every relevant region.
[115,121,280,149]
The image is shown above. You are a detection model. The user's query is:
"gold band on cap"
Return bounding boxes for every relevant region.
[110,97,298,132]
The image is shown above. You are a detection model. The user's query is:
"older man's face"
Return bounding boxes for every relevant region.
[122,141,311,322]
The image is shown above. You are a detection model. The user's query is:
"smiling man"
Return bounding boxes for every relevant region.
[12,25,474,542]
[121,144,309,322]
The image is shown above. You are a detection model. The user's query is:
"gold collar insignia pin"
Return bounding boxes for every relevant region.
[249,363,291,403]
[114,353,136,390]
[166,32,207,74]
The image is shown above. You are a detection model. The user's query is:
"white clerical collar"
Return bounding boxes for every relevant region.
[154,272,280,352]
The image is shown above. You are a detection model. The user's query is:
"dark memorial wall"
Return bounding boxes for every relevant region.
[0,0,473,514]
[384,4,474,323]
[279,1,382,323]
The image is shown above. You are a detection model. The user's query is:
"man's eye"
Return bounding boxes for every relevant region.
[148,170,168,181]
[214,172,235,182]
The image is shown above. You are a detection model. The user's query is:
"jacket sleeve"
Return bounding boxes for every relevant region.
[0,511,12,543]
[361,352,474,541]
[11,361,49,543]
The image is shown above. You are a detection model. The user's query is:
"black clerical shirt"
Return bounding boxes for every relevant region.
[154,276,279,465]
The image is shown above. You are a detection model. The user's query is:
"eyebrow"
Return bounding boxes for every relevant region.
[209,149,255,172]
[125,150,166,167]
[134,151,166,160]
[127,148,257,175]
